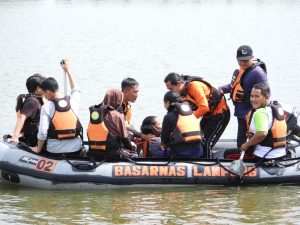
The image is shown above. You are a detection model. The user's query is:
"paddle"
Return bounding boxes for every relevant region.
[230,151,245,177]
[61,60,67,96]
[64,71,67,96]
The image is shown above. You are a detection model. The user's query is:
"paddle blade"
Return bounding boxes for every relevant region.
[230,159,245,177]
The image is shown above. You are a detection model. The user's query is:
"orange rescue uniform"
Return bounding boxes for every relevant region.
[182,81,229,118]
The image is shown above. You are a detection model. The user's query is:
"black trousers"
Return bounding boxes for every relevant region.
[19,134,37,147]
[237,117,248,148]
[200,109,231,158]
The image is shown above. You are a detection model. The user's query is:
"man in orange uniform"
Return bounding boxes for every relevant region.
[164,73,230,158]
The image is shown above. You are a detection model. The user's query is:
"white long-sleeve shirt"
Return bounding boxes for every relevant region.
[37,88,82,153]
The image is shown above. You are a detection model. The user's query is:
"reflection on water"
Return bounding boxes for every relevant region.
[1,0,300,224]
[0,184,300,224]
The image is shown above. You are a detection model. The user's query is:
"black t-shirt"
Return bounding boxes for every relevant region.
[18,96,42,147]
[161,108,201,151]
[20,97,41,119]
[161,109,178,147]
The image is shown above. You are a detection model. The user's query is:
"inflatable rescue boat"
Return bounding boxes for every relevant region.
[0,105,300,189]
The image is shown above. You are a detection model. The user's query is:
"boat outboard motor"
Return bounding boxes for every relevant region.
[281,103,300,138]
[281,103,300,158]
[293,125,300,137]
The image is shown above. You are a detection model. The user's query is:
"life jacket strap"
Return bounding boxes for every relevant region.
[54,129,79,134]
[88,140,108,146]
[273,137,286,144]
[181,131,202,138]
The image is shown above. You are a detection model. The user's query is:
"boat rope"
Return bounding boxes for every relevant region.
[276,159,300,167]
[243,147,300,176]
[216,159,240,176]
[181,160,219,167]
[65,157,106,171]
[273,144,300,167]
[119,150,174,166]
[6,134,300,175]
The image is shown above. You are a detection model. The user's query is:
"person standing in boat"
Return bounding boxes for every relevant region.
[160,91,204,158]
[164,73,230,158]
[87,88,138,158]
[240,83,287,160]
[32,59,83,156]
[219,45,268,148]
[119,77,157,143]
[8,74,45,147]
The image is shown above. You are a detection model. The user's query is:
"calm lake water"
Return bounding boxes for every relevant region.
[0,0,300,224]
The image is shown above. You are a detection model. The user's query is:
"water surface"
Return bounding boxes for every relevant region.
[0,0,300,224]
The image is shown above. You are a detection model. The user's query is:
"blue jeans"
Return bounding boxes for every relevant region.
[174,148,203,158]
[237,117,247,148]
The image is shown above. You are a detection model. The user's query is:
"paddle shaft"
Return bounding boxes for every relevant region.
[240,151,245,160]
[64,71,67,96]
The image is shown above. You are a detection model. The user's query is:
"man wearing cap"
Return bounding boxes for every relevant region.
[219,45,268,148]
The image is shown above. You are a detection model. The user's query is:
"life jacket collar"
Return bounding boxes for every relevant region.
[246,101,287,148]
[180,75,223,113]
[230,59,267,103]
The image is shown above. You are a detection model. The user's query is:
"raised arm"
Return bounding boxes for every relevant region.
[61,59,77,90]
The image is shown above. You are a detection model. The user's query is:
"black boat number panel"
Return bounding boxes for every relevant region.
[34,158,57,173]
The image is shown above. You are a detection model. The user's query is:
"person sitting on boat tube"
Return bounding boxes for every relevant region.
[240,83,287,160]
[161,91,203,158]
[164,73,230,158]
[31,59,83,156]
[140,116,164,158]
[87,88,138,159]
[8,74,46,147]
[119,78,157,143]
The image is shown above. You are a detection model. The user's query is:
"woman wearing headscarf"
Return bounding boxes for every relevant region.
[87,88,137,158]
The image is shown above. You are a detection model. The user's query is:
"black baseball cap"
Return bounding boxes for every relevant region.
[236,45,253,60]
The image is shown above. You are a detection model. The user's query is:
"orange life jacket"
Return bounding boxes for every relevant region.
[87,104,122,151]
[245,101,287,148]
[245,108,255,139]
[181,75,223,112]
[230,59,267,103]
[171,103,202,145]
[48,96,83,139]
[120,102,132,125]
[141,140,149,158]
